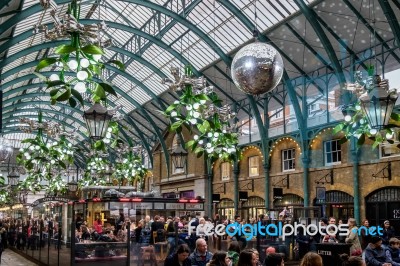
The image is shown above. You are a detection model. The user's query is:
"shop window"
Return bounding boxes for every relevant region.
[248,156,259,177]
[324,139,341,166]
[221,162,230,181]
[282,148,295,171]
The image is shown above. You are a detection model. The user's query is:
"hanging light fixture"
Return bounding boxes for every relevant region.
[359,75,398,130]
[230,0,284,95]
[343,7,399,132]
[0,137,13,163]
[7,167,20,187]
[170,139,188,170]
[19,188,29,205]
[66,168,78,192]
[83,103,116,140]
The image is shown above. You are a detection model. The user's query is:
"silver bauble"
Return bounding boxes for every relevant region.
[231,42,284,95]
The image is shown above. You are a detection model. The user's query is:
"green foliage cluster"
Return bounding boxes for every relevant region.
[16,133,75,194]
[114,151,148,187]
[163,66,240,162]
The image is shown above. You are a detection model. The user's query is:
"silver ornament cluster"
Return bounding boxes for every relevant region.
[231,42,284,95]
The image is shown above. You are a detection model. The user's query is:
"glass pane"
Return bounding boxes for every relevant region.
[325,141,331,152]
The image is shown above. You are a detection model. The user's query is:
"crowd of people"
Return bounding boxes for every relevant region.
[1,212,400,266]
[0,216,62,261]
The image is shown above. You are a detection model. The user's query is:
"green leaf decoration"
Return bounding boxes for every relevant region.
[50,88,60,97]
[372,140,380,149]
[33,72,47,81]
[81,44,104,55]
[99,82,118,97]
[47,80,65,88]
[94,140,106,150]
[333,123,344,135]
[94,84,106,100]
[197,123,205,134]
[391,113,400,121]
[164,105,177,114]
[59,161,67,169]
[36,58,57,71]
[69,97,77,108]
[56,88,72,101]
[54,45,76,54]
[107,60,125,71]
[170,121,183,131]
[71,88,84,106]
[88,64,101,75]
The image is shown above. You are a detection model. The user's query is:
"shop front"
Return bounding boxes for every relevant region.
[314,190,354,221]
[273,194,304,220]
[366,187,400,229]
[216,198,235,220]
[241,196,266,221]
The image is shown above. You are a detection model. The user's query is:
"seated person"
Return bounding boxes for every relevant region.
[365,236,392,266]
[386,237,400,266]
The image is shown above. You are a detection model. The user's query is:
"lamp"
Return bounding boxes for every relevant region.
[83,103,114,140]
[170,139,188,169]
[0,137,13,163]
[7,167,20,186]
[104,164,114,186]
[19,189,28,204]
[359,75,398,130]
[68,180,78,192]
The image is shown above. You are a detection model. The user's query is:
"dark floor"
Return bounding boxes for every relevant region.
[9,238,302,266]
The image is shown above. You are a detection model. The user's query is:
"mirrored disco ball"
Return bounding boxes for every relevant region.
[231,42,284,95]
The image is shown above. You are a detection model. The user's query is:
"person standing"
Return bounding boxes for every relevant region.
[382,220,395,248]
[150,215,165,244]
[346,218,362,256]
[360,219,372,250]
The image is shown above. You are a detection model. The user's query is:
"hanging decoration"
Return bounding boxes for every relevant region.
[0,137,13,163]
[335,69,399,148]
[231,41,284,95]
[17,113,75,194]
[162,65,240,162]
[230,1,284,96]
[114,144,148,189]
[19,117,76,138]
[34,0,124,107]
[0,174,11,205]
[79,154,109,187]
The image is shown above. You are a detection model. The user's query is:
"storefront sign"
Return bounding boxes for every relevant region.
[186,203,204,210]
[132,202,153,209]
[154,203,164,209]
[31,197,71,207]
[165,203,185,210]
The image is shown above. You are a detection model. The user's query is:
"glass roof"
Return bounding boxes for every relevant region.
[1,0,399,153]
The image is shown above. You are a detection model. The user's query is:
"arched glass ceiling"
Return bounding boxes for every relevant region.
[1,0,400,153]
